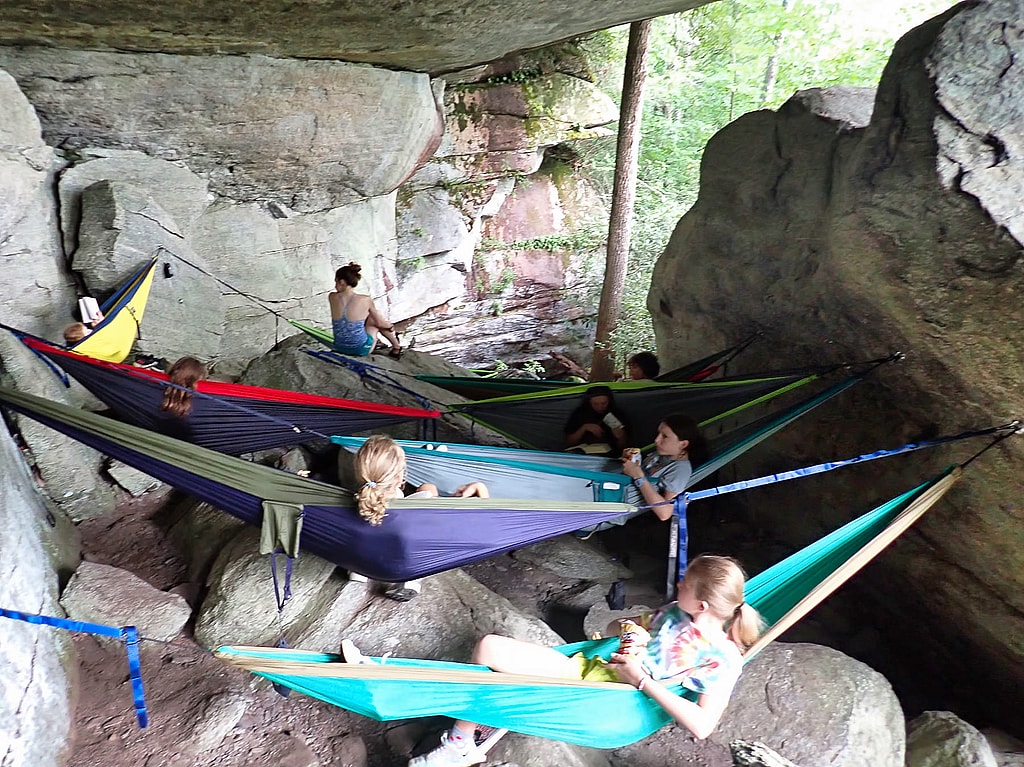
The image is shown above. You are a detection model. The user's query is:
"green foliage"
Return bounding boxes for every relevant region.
[509,228,605,253]
[577,0,954,367]
[484,66,542,85]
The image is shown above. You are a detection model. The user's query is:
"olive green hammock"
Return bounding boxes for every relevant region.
[217,467,959,749]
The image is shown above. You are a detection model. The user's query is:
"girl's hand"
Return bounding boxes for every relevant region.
[608,652,647,687]
[455,482,489,498]
[621,460,644,480]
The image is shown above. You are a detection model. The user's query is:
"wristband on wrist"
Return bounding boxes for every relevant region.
[637,675,650,692]
[633,476,648,488]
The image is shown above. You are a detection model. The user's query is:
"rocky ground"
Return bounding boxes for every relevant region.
[64,483,733,767]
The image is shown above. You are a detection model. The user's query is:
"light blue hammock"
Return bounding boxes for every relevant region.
[216,467,960,749]
[333,369,868,504]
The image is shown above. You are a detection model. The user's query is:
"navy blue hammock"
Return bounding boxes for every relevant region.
[19,336,441,454]
[0,386,638,582]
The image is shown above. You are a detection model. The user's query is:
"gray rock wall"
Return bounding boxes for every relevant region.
[0,44,610,370]
[0,410,74,767]
[651,0,1024,731]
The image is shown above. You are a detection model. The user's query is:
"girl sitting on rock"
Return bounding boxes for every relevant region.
[330,262,403,358]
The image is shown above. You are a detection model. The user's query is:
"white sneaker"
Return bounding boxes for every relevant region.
[340,639,367,664]
[409,731,486,767]
[348,571,370,583]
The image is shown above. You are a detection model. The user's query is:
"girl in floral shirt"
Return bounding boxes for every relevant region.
[396,555,763,766]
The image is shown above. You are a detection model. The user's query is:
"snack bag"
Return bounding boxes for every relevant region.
[622,447,641,464]
[602,412,624,431]
[617,619,651,656]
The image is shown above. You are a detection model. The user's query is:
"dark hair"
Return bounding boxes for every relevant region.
[628,351,660,379]
[661,413,709,467]
[335,262,362,287]
[161,356,207,418]
[584,385,613,401]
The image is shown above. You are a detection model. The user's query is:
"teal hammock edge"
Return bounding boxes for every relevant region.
[215,468,951,747]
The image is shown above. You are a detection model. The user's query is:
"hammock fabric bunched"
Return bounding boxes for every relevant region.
[20,337,441,455]
[334,369,869,504]
[0,386,638,582]
[448,368,838,452]
[215,467,961,748]
[65,258,159,363]
[413,333,762,400]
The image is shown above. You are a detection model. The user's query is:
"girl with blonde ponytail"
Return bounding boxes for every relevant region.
[351,435,488,601]
[402,554,762,766]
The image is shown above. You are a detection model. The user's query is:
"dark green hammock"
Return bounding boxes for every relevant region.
[216,467,959,749]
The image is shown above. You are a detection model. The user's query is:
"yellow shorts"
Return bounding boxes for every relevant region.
[571,653,619,683]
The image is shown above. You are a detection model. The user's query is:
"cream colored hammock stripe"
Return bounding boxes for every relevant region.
[217,468,960,686]
[744,467,961,659]
[215,649,633,688]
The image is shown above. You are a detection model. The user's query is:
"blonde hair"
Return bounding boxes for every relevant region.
[160,356,207,417]
[684,554,764,650]
[63,323,89,345]
[354,435,406,525]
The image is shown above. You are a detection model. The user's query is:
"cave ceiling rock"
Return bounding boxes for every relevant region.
[651,0,1024,732]
[0,0,713,74]
[0,46,443,214]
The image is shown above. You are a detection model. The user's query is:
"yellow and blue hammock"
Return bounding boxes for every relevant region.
[66,258,158,363]
[20,337,441,454]
[0,386,638,582]
[215,467,961,749]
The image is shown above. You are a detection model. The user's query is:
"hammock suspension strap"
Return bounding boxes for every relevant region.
[0,607,148,727]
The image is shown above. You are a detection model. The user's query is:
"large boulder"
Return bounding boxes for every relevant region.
[906,711,998,767]
[650,0,1024,732]
[0,415,75,767]
[0,47,442,213]
[0,69,76,340]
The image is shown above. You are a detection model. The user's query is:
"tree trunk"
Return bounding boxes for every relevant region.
[590,19,652,381]
[761,0,791,105]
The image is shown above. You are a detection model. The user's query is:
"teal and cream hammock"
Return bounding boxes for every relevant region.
[216,467,959,749]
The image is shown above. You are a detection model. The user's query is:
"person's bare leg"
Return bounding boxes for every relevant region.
[377,324,402,352]
[363,325,382,354]
[447,634,577,734]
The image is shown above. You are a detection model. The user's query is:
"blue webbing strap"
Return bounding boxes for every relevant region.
[682,424,1019,503]
[268,553,295,698]
[0,607,148,728]
[269,552,294,613]
[121,626,149,727]
[665,495,690,598]
[652,422,1018,596]
[304,349,435,410]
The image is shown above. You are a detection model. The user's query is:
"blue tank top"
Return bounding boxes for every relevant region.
[332,296,369,346]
